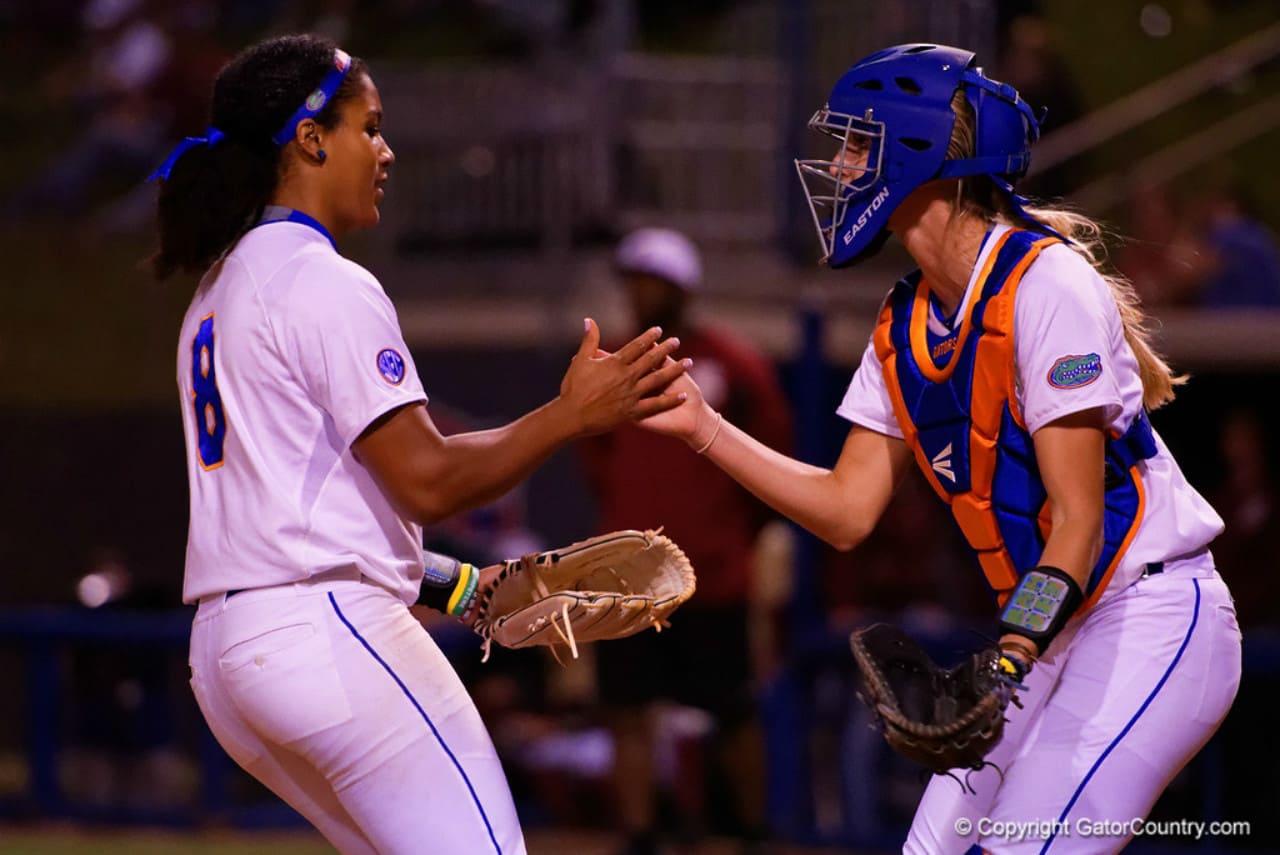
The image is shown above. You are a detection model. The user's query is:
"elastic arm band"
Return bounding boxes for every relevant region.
[694,412,723,454]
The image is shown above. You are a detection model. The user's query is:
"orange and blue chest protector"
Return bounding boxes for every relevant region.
[872,229,1157,607]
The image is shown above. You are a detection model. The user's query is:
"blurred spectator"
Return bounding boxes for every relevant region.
[994,15,1086,199]
[816,475,994,839]
[4,0,177,222]
[1186,183,1280,308]
[422,401,547,566]
[1208,408,1280,630]
[280,0,357,43]
[143,4,227,140]
[996,15,1084,136]
[1113,182,1203,308]
[820,475,989,635]
[409,400,552,813]
[63,547,195,812]
[580,227,793,855]
[97,2,228,233]
[473,0,635,66]
[406,400,561,826]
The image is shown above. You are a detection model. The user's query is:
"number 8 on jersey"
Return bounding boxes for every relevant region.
[192,313,227,470]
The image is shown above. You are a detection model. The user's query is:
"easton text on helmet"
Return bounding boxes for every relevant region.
[844,186,892,245]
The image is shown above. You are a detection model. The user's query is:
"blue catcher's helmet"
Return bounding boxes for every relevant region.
[795,44,1042,267]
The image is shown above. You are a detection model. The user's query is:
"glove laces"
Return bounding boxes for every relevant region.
[544,601,580,664]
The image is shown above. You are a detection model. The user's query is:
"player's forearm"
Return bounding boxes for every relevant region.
[1036,510,1103,591]
[700,418,870,550]
[999,507,1103,664]
[418,398,579,521]
[1029,410,1107,592]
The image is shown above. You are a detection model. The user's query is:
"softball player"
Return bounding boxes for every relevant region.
[640,44,1241,854]
[151,34,687,855]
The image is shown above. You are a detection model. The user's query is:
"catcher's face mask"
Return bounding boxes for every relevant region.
[794,108,889,266]
[795,43,1041,268]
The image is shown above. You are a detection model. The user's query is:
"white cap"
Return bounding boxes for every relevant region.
[614,227,703,291]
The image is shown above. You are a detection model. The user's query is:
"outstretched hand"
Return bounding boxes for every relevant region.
[636,360,721,451]
[557,319,689,436]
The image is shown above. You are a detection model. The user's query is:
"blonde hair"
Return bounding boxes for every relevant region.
[946,90,1185,410]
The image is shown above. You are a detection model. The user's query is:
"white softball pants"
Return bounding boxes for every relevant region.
[189,575,527,855]
[904,557,1242,855]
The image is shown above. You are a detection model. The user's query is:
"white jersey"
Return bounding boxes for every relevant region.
[838,223,1224,598]
[177,220,428,604]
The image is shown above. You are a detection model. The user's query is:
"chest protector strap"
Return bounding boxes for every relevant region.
[873,229,1155,606]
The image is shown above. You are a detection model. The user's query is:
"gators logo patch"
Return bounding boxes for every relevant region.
[1048,353,1102,389]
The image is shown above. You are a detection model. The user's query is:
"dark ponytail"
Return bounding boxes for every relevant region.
[150,34,368,280]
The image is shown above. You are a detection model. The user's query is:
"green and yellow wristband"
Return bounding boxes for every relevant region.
[417,551,480,618]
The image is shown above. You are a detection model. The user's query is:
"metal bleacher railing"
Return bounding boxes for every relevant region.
[367,0,997,263]
[1029,21,1280,212]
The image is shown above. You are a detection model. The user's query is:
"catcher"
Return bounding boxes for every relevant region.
[638,42,1240,855]
[418,529,696,662]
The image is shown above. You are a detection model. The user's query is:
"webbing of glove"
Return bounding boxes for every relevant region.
[851,623,1012,775]
[471,529,696,661]
[470,557,532,662]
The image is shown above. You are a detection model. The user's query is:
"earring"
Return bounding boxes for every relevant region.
[317,149,327,163]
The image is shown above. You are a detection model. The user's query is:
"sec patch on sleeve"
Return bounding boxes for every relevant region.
[376,348,406,385]
[1047,353,1102,389]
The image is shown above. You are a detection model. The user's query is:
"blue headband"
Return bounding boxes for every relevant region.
[146,48,353,183]
[271,48,353,147]
[147,126,226,182]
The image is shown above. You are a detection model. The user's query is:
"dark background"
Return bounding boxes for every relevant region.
[1,0,1278,852]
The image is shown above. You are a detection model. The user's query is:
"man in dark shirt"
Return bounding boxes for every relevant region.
[581,227,793,855]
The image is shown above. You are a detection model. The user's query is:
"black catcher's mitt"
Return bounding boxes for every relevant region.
[850,623,1018,775]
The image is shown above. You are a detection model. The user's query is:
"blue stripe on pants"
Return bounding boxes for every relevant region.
[328,592,502,854]
[1039,578,1201,853]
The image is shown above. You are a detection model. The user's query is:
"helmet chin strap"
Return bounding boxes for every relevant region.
[991,179,1076,246]
[935,159,1075,247]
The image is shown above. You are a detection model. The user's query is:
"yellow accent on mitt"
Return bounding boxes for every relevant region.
[472,529,696,661]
